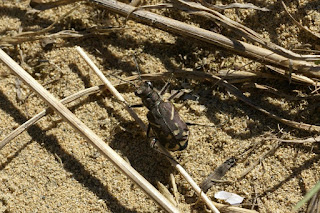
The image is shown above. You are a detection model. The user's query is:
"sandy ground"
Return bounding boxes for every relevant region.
[1,0,320,212]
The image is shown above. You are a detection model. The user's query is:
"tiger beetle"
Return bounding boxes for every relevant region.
[135,81,189,151]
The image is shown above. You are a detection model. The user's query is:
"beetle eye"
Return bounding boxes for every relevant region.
[147,81,153,89]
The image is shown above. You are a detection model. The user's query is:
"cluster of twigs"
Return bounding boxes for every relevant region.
[1,0,320,212]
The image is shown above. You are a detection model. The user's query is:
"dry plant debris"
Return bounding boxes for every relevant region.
[1,0,320,212]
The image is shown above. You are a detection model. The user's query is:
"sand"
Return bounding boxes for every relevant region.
[1,0,320,212]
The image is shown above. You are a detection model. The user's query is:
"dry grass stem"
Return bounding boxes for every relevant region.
[0,48,179,213]
[207,2,269,11]
[274,136,320,143]
[157,181,178,207]
[217,69,273,81]
[243,83,320,101]
[266,65,317,86]
[76,46,147,132]
[239,141,281,179]
[170,173,179,204]
[30,0,79,10]
[209,204,258,213]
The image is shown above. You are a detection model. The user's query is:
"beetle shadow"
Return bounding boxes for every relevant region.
[0,91,138,213]
[109,124,177,186]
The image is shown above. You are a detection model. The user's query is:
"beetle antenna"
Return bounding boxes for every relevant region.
[133,55,143,82]
[108,73,137,87]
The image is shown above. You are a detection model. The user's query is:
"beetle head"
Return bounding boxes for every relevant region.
[135,82,152,96]
[135,82,160,110]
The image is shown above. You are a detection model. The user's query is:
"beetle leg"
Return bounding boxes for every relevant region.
[159,81,171,96]
[150,138,157,149]
[147,123,151,138]
[159,72,174,96]
[167,90,183,101]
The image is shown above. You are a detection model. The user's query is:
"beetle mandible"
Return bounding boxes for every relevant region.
[135,81,189,151]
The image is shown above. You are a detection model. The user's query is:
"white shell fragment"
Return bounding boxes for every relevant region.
[214,191,244,205]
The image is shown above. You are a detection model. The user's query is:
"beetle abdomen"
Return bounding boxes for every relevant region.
[147,102,189,151]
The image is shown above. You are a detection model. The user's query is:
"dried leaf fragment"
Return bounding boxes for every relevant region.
[200,157,236,192]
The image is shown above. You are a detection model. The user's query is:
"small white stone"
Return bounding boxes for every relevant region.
[214,191,244,205]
